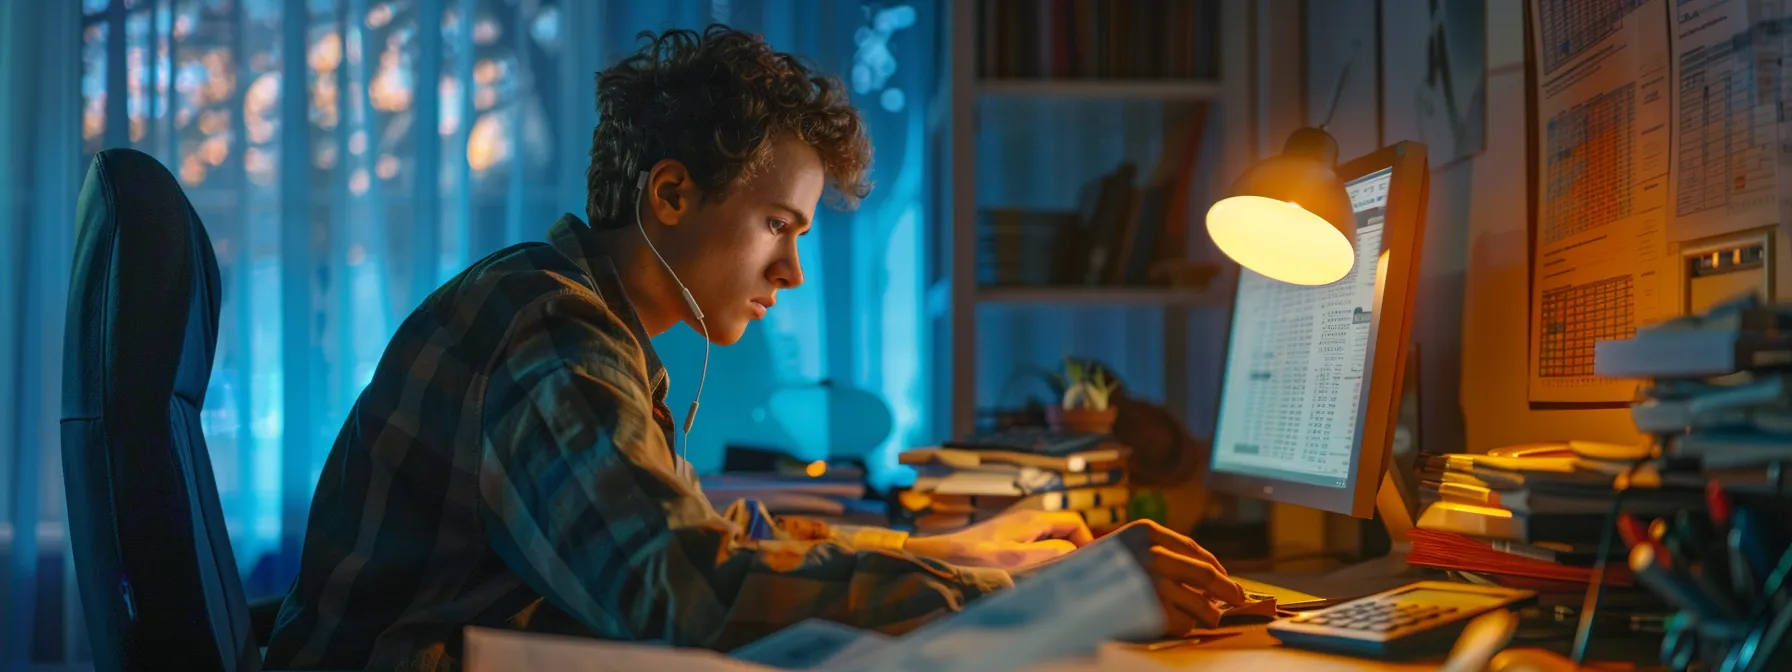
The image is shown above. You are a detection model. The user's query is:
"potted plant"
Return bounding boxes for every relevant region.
[1047,358,1120,435]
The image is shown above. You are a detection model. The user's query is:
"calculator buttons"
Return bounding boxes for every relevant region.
[1295,600,1467,634]
[1269,581,1539,659]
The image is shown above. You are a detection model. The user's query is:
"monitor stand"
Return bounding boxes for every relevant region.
[1233,471,1442,605]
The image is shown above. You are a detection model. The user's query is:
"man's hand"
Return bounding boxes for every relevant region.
[902,510,1094,570]
[1009,519,1245,634]
[1105,519,1247,635]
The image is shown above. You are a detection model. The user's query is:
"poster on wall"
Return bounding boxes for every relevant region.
[1668,0,1788,243]
[1381,0,1487,168]
[1525,0,1674,404]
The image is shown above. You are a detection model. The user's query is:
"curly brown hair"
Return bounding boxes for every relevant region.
[585,25,873,229]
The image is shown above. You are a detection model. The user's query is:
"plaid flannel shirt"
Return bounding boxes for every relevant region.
[263,214,1010,671]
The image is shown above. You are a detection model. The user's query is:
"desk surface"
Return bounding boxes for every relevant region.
[1117,626,1435,671]
[1108,627,1634,671]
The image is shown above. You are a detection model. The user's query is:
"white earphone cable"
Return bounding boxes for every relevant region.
[634,172,707,472]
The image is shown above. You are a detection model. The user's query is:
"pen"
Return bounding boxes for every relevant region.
[1687,559,1746,620]
[1673,509,1715,563]
[1649,517,1683,561]
[1708,480,1733,529]
[1757,541,1792,615]
[1652,517,1698,569]
[1660,611,1697,672]
[1619,513,1648,549]
[1672,508,1733,600]
[1707,481,1754,604]
[1729,528,1756,604]
[1740,590,1792,672]
[1631,543,1742,623]
[1731,508,1773,584]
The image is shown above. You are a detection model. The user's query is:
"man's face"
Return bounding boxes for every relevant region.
[657,135,823,345]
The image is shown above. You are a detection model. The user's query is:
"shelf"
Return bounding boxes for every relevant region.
[974,285,1226,306]
[975,78,1222,101]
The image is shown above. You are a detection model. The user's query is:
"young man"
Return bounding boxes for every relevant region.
[264,25,1242,671]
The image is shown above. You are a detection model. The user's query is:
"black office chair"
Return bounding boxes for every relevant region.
[61,148,286,671]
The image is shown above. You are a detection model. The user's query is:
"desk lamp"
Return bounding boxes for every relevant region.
[1206,126,1355,286]
[1207,42,1360,286]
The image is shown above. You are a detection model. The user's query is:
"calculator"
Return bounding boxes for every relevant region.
[1267,581,1538,659]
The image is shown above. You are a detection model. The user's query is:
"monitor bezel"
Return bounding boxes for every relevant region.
[1202,141,1429,519]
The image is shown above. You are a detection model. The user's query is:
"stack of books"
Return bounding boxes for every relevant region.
[893,429,1133,535]
[1405,295,1792,589]
[1409,441,1703,587]
[1596,293,1792,483]
[699,461,891,527]
[976,0,1221,80]
[975,209,1081,287]
[1404,444,1713,587]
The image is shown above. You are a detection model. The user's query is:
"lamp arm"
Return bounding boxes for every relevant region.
[1320,39,1363,130]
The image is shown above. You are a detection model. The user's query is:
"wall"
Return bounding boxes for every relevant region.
[1452,2,1641,451]
[1298,1,1745,456]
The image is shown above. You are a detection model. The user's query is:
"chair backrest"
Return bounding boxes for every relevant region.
[61,148,257,671]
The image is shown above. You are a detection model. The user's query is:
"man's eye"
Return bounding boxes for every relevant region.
[767,219,789,234]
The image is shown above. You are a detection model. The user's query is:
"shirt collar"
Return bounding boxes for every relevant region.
[546,213,670,399]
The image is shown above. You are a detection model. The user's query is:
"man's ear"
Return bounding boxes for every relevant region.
[647,160,693,226]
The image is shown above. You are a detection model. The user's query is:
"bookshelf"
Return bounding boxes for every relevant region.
[974,285,1228,306]
[937,0,1256,445]
[975,79,1224,101]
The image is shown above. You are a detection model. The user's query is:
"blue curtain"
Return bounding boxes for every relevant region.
[0,0,937,665]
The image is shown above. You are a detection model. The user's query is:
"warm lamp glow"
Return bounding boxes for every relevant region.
[1207,127,1355,286]
[1207,195,1354,285]
[804,460,827,478]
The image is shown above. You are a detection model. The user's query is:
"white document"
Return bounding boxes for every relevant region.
[463,628,769,671]
[1670,0,1782,242]
[1770,2,1792,246]
[464,537,1164,671]
[1527,0,1675,403]
[824,538,1161,671]
[730,619,895,669]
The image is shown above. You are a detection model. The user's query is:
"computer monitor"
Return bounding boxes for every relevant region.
[1205,142,1429,519]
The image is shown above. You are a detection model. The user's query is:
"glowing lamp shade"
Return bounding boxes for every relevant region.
[1207,127,1356,286]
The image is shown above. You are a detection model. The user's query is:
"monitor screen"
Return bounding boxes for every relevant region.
[1209,168,1394,492]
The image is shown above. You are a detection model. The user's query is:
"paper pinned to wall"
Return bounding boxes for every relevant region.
[1526,0,1675,403]
[1773,4,1792,246]
[1669,0,1785,243]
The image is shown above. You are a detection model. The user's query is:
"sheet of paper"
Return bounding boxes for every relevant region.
[1670,0,1782,242]
[1527,0,1675,403]
[464,627,772,672]
[466,536,1163,672]
[823,538,1163,671]
[730,619,894,669]
[1770,2,1792,246]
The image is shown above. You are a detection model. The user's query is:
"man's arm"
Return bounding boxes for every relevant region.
[715,499,912,552]
[478,290,1008,650]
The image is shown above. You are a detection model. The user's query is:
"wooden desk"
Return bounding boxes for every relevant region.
[1120,626,1435,671]
[1107,627,1633,671]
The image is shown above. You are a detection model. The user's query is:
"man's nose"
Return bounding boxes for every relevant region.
[773,247,804,289]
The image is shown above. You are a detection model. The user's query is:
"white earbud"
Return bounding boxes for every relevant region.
[635,170,708,474]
